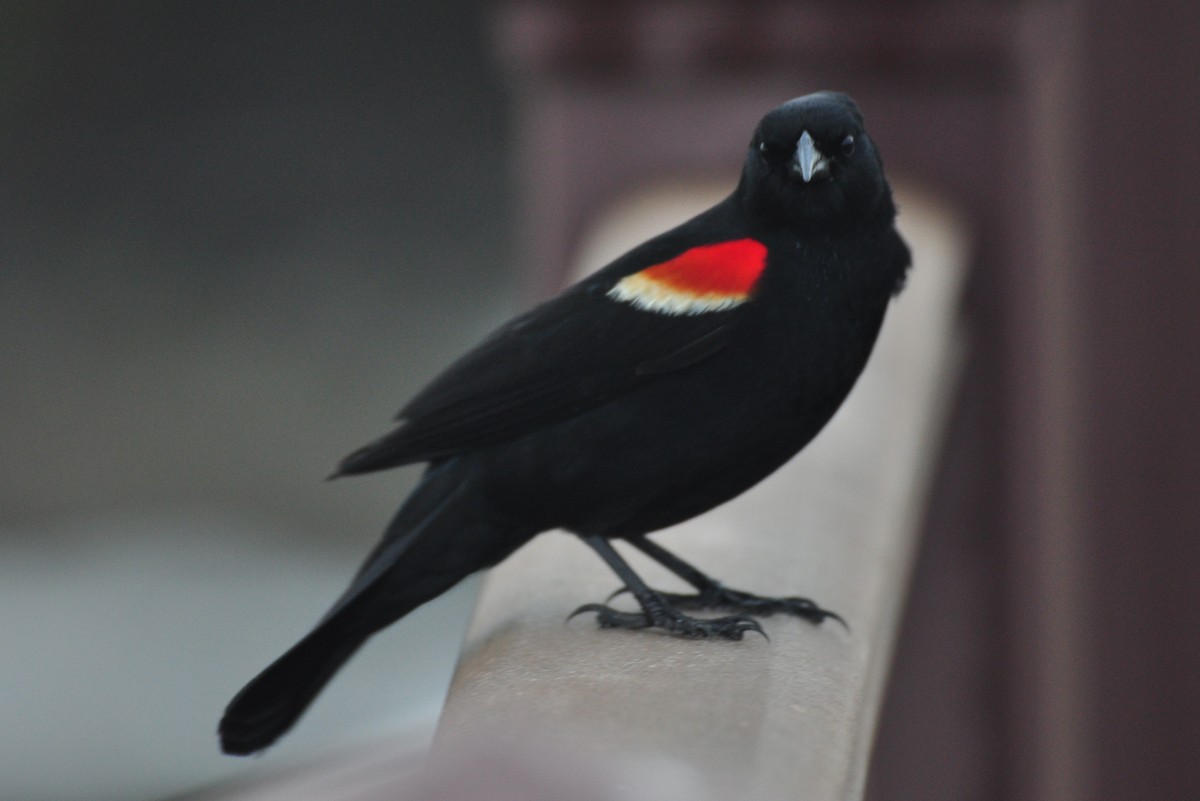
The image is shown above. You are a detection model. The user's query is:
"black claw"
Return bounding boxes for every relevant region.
[778,597,848,630]
[603,586,631,604]
[567,602,610,622]
[738,617,770,642]
[569,603,652,630]
[818,608,850,632]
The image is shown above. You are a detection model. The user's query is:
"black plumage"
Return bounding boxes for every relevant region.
[219,91,910,755]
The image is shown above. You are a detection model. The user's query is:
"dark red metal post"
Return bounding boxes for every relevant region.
[493,3,1200,798]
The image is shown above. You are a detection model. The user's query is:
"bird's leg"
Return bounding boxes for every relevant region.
[570,535,765,640]
[627,536,845,628]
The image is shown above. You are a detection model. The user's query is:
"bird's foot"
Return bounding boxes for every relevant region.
[569,598,766,641]
[608,583,845,628]
[671,584,846,628]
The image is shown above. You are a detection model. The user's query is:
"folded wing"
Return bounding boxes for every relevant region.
[333,281,738,476]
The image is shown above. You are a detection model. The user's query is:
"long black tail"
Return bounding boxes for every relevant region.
[219,462,528,755]
[218,618,368,755]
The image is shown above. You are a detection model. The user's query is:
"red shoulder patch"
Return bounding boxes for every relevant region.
[607,239,768,315]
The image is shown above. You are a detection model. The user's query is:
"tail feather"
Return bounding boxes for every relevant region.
[219,623,365,755]
[219,461,532,755]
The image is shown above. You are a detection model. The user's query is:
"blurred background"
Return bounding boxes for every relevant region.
[1,3,514,799]
[3,2,1199,801]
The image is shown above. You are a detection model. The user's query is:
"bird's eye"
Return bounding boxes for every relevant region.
[758,140,785,161]
[840,135,856,157]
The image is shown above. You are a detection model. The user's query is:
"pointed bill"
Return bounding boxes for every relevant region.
[794,130,828,183]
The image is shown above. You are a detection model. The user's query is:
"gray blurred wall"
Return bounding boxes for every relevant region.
[0,3,515,799]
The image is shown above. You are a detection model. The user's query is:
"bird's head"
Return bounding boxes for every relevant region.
[739,92,893,234]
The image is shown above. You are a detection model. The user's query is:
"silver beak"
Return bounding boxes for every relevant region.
[794,130,829,183]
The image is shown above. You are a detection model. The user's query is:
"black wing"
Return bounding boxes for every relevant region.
[332,280,737,476]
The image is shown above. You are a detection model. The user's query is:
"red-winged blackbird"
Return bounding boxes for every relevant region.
[219,92,911,755]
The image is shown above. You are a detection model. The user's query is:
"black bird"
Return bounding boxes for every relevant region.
[219,91,911,755]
